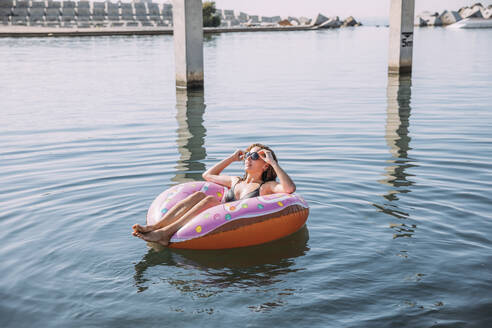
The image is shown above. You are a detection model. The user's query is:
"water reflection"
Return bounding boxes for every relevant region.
[374,75,418,239]
[203,33,220,45]
[133,226,309,301]
[172,89,207,183]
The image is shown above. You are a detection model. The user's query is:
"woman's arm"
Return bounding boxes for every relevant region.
[259,150,296,194]
[269,161,296,193]
[202,150,243,188]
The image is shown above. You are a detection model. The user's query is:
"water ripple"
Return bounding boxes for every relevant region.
[1,27,491,328]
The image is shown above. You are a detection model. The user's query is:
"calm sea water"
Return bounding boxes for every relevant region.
[1,27,491,327]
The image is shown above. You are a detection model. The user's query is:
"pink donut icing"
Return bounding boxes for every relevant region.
[146,181,309,243]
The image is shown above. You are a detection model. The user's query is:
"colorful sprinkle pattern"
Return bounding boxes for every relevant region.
[146,181,309,243]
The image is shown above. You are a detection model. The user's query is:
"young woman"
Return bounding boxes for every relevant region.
[132,143,296,246]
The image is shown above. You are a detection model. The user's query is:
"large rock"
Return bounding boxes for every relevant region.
[426,16,442,26]
[415,16,426,26]
[299,16,312,25]
[313,13,329,26]
[482,8,492,19]
[318,16,342,28]
[416,12,442,26]
[471,3,484,10]
[278,19,292,26]
[461,7,483,18]
[342,16,358,27]
[439,10,462,25]
[288,17,300,25]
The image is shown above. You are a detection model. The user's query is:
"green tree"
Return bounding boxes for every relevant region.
[203,1,221,27]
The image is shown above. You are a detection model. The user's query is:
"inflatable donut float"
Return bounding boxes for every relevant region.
[146,181,309,250]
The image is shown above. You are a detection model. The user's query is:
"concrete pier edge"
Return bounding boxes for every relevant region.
[0,25,317,38]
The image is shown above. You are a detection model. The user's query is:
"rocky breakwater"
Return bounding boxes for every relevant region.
[217,10,361,29]
[415,2,492,26]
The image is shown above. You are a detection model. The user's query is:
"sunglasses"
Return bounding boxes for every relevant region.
[244,151,260,160]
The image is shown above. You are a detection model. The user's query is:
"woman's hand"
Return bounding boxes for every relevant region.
[258,149,277,165]
[231,149,244,162]
[202,149,243,188]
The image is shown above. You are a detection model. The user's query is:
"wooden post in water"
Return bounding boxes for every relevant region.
[388,0,415,74]
[173,0,204,89]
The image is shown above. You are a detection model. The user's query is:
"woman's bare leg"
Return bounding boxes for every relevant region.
[132,192,207,233]
[133,196,221,246]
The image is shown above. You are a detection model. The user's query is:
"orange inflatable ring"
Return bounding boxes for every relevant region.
[146,181,309,249]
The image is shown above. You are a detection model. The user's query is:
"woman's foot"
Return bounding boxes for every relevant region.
[132,224,155,233]
[132,229,171,247]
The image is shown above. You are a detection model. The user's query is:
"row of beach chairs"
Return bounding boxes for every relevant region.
[0,1,173,28]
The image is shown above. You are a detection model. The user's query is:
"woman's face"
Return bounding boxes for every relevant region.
[244,146,267,173]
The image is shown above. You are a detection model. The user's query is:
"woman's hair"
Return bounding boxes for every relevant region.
[240,143,278,182]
